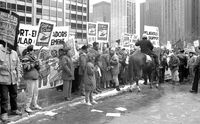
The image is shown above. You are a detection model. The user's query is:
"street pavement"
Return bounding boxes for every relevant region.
[8,82,200,124]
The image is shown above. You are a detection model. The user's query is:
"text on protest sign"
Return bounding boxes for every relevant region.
[17,24,38,46]
[144,25,159,47]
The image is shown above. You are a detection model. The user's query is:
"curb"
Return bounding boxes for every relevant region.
[8,81,144,124]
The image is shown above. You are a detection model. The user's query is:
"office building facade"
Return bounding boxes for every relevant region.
[111,0,136,44]
[0,0,89,44]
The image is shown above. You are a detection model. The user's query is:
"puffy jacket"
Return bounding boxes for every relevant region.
[61,54,74,81]
[78,51,87,76]
[110,54,120,75]
[135,39,154,54]
[22,53,40,80]
[0,46,21,85]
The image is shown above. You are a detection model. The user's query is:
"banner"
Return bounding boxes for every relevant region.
[50,26,70,48]
[36,19,55,46]
[87,22,97,45]
[97,22,109,42]
[0,8,20,51]
[17,24,38,47]
[122,33,131,48]
[144,25,159,47]
[130,34,138,49]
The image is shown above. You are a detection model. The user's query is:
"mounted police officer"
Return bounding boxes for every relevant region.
[135,33,160,68]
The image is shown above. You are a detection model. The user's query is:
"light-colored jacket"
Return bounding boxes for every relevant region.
[110,54,120,76]
[187,56,196,68]
[0,46,21,85]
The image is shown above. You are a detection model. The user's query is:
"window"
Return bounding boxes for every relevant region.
[50,10,56,17]
[71,5,76,11]
[0,2,5,9]
[26,6,32,13]
[17,5,25,13]
[77,15,82,21]
[51,0,57,7]
[66,22,70,26]
[77,24,82,29]
[83,33,86,38]
[71,23,76,29]
[43,0,50,6]
[20,16,25,24]
[66,13,70,19]
[57,11,62,18]
[43,9,49,16]
[83,25,86,30]
[18,0,25,2]
[36,8,42,15]
[57,21,62,26]
[83,16,86,21]
[72,0,77,2]
[26,0,32,3]
[37,0,42,5]
[77,33,82,38]
[78,6,82,12]
[78,0,82,3]
[58,2,63,9]
[83,7,87,13]
[26,17,32,24]
[83,0,87,4]
[66,4,70,10]
[71,14,76,20]
[11,4,16,11]
[36,18,40,25]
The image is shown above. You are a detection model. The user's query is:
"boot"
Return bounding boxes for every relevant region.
[116,85,121,91]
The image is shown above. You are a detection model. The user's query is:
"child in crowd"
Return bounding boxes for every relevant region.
[84,53,98,106]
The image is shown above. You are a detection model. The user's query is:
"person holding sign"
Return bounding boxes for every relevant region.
[22,45,42,113]
[0,41,22,122]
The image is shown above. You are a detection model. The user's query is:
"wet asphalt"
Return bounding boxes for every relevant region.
[13,82,200,124]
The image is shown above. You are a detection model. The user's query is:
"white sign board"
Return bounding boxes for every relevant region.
[144,25,159,47]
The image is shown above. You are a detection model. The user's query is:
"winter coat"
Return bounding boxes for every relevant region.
[84,62,96,91]
[135,39,154,54]
[100,54,112,82]
[193,56,200,78]
[0,46,21,85]
[169,55,180,71]
[110,54,120,76]
[177,53,187,66]
[61,54,74,81]
[187,56,196,68]
[89,48,100,65]
[22,53,40,80]
[78,51,87,76]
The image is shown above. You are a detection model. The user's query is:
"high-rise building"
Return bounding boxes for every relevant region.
[92,1,111,23]
[0,0,89,44]
[111,0,136,45]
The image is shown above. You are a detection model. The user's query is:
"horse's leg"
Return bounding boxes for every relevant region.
[149,70,153,89]
[143,69,148,85]
[156,68,160,88]
[136,78,141,92]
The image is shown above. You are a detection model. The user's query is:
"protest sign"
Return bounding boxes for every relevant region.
[50,26,70,48]
[97,22,109,42]
[0,8,20,51]
[144,25,159,47]
[123,33,130,48]
[87,22,97,45]
[130,34,138,49]
[193,40,199,47]
[36,19,55,46]
[17,24,38,47]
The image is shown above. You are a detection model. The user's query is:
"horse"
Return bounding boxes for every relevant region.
[128,51,160,92]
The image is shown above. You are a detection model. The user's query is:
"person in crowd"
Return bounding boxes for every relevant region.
[119,50,129,85]
[190,53,200,93]
[72,48,79,94]
[84,53,98,106]
[187,51,196,83]
[177,49,187,82]
[110,47,120,91]
[135,33,161,68]
[159,52,168,83]
[56,48,64,92]
[169,54,180,84]
[89,42,102,94]
[61,45,74,101]
[78,45,88,96]
[22,45,42,113]
[101,49,112,89]
[0,41,22,122]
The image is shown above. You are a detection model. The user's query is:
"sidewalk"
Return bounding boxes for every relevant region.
[7,81,144,124]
